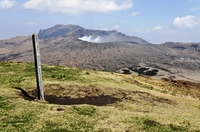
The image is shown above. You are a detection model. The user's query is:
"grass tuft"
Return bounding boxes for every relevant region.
[74,106,97,116]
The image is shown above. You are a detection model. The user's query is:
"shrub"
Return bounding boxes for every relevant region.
[122,69,131,74]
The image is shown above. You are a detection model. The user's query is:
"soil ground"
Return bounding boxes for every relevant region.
[19,84,177,107]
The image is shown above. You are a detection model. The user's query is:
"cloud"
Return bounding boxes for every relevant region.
[172,15,199,28]
[101,28,108,31]
[190,7,200,11]
[0,0,15,9]
[113,25,119,29]
[23,0,133,13]
[131,12,140,16]
[144,30,150,33]
[25,22,37,27]
[153,26,162,31]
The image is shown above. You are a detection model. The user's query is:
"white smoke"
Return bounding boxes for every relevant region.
[78,35,102,43]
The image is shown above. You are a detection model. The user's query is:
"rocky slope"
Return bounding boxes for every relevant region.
[38,24,150,44]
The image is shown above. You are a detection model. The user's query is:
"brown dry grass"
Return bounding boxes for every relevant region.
[1,62,200,131]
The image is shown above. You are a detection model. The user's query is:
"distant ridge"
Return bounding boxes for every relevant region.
[38,24,150,44]
[1,24,200,83]
[38,24,84,39]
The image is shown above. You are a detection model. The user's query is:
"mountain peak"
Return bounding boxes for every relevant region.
[38,24,84,39]
[38,24,150,44]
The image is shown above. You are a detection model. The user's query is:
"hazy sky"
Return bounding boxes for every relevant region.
[0,0,200,44]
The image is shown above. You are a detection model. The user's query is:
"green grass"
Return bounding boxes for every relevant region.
[0,62,200,132]
[123,115,195,132]
[0,62,87,88]
[74,106,97,116]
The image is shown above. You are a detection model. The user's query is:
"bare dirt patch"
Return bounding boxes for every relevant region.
[16,84,176,106]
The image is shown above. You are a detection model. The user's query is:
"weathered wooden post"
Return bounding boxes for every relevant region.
[32,34,44,100]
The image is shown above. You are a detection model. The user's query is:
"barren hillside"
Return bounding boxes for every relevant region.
[0,25,200,82]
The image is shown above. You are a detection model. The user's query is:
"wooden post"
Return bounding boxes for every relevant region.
[32,34,44,100]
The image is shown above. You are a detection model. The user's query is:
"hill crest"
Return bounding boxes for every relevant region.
[38,24,150,44]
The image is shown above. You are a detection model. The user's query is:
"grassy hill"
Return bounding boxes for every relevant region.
[0,61,200,132]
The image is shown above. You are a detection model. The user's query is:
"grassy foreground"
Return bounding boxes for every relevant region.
[0,62,200,132]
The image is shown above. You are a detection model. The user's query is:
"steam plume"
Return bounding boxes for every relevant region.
[78,35,102,43]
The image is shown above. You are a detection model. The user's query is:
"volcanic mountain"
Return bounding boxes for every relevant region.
[38,24,150,44]
[0,24,200,82]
